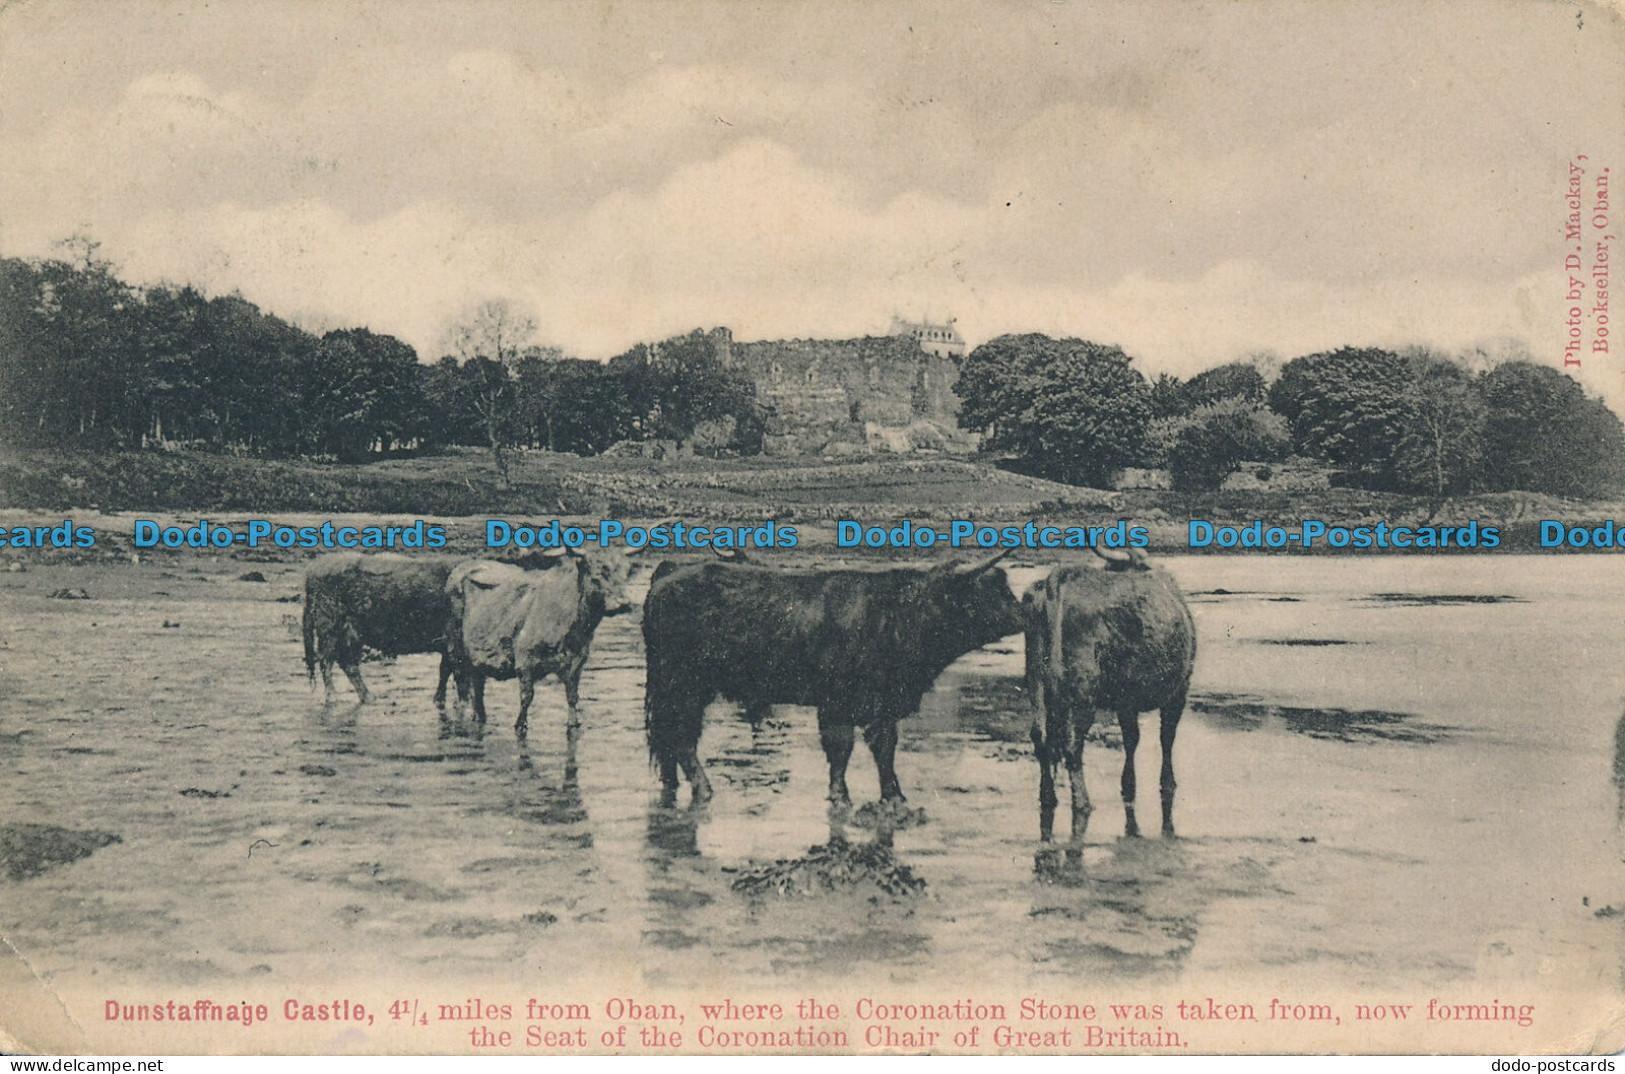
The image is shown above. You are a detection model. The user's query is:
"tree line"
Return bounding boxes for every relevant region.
[955,334,1625,498]
[7,251,1623,500]
[0,253,762,463]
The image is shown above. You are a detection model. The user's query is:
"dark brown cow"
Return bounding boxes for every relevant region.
[1024,553,1196,854]
[302,553,458,705]
[446,550,631,739]
[641,553,1024,806]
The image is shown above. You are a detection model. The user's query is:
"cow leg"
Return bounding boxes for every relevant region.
[649,688,711,804]
[1065,738,1090,867]
[515,670,535,741]
[863,720,906,803]
[818,712,856,808]
[561,654,586,730]
[564,719,582,790]
[452,660,471,716]
[1032,724,1058,843]
[472,672,489,726]
[677,747,712,805]
[433,653,453,710]
[313,627,342,702]
[1032,675,1064,843]
[336,628,368,704]
[664,699,712,805]
[340,662,369,705]
[1119,709,1142,838]
[1159,690,1186,837]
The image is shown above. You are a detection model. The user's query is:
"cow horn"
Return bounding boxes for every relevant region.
[1095,546,1132,563]
[712,546,740,560]
[953,550,1006,575]
[542,545,570,558]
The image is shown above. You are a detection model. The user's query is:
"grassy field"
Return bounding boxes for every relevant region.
[1,445,1619,553]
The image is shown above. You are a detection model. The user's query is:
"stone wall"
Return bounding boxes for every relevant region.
[725,334,974,456]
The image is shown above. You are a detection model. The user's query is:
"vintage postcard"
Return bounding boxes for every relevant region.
[2,0,1624,1057]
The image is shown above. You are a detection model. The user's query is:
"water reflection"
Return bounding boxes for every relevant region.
[511,722,588,828]
[644,802,703,860]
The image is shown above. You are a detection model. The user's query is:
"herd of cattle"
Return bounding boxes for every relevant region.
[301,544,1196,850]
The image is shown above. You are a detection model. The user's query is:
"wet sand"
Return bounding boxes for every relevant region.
[0,553,1621,1053]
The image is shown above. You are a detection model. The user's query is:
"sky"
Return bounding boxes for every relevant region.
[2,0,1622,397]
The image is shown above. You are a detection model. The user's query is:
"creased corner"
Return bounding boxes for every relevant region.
[0,929,91,1055]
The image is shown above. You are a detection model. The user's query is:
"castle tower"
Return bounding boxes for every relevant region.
[888,314,966,359]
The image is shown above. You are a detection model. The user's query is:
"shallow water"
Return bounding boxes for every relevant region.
[1,554,1621,1049]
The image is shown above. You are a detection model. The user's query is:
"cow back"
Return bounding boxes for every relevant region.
[455,558,598,675]
[306,552,456,655]
[643,560,1022,717]
[1048,562,1195,713]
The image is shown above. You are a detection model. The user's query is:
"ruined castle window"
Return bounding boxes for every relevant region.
[771,362,783,383]
[867,363,879,387]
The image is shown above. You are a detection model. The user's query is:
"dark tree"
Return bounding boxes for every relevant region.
[955,333,1152,487]
[0,255,143,447]
[607,329,762,453]
[418,355,479,448]
[294,329,423,459]
[1164,398,1289,492]
[1269,347,1411,487]
[1180,360,1266,410]
[514,355,639,454]
[1478,361,1625,497]
[1148,373,1187,419]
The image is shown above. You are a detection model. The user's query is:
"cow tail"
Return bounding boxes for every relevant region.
[302,585,317,685]
[1045,571,1071,756]
[643,649,680,771]
[642,608,666,769]
[1024,582,1056,763]
[644,675,662,769]
[642,609,699,776]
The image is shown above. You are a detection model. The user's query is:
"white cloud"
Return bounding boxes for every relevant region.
[0,0,1619,408]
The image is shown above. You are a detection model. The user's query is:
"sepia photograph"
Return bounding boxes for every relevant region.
[1,0,1623,1057]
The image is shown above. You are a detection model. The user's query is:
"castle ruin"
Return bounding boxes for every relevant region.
[711,319,976,456]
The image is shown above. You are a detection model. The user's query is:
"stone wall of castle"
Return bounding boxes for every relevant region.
[723,333,975,456]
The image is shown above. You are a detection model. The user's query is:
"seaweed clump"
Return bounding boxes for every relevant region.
[731,840,926,899]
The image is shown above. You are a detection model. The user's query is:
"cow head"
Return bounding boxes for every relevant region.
[921,552,1026,647]
[584,550,637,616]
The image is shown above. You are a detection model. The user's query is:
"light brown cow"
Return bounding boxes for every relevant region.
[446,551,630,739]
